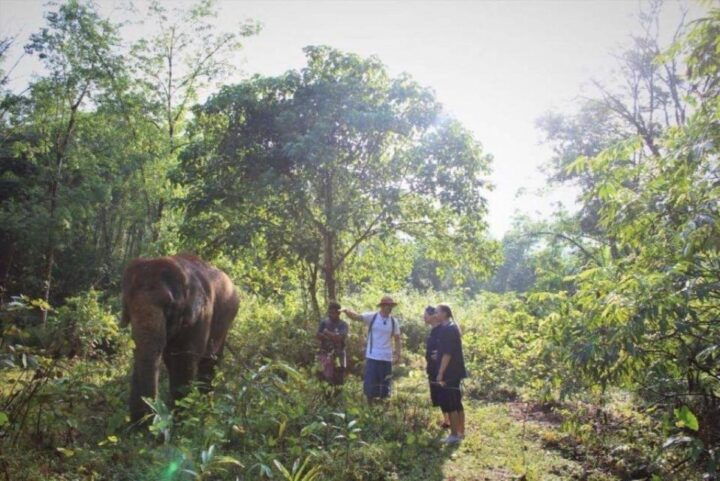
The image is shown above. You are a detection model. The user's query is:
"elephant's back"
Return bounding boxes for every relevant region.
[172,255,239,352]
[172,254,239,318]
[122,254,238,326]
[206,263,239,323]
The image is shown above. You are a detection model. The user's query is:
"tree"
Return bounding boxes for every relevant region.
[537,0,691,239]
[132,0,259,151]
[179,46,496,312]
[538,5,720,465]
[129,0,260,242]
[0,34,26,301]
[539,0,690,179]
[477,213,592,294]
[5,0,125,320]
[0,0,260,306]
[0,35,26,127]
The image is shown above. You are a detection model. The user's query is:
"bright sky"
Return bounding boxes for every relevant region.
[0,0,704,238]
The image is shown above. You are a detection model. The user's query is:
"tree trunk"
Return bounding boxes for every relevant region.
[323,230,337,302]
[41,155,61,324]
[40,86,87,323]
[321,168,338,303]
[0,240,14,303]
[306,264,321,320]
[40,247,54,324]
[151,198,164,243]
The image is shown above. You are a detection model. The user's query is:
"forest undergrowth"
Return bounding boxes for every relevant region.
[0,291,707,481]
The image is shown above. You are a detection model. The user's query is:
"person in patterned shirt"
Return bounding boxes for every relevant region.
[316,301,349,385]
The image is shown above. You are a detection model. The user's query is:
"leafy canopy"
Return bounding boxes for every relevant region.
[179,46,496,301]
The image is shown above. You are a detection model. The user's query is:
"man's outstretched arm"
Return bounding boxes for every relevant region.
[340,308,364,322]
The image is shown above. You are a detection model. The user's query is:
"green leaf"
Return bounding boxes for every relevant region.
[56,447,75,457]
[273,459,291,478]
[0,412,8,427]
[215,456,244,468]
[673,406,699,431]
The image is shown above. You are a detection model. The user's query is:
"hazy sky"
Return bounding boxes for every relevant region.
[0,0,703,237]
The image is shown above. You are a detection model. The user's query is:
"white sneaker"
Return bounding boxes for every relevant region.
[442,435,462,444]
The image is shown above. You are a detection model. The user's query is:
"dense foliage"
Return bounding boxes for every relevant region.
[1,0,718,480]
[178,46,496,312]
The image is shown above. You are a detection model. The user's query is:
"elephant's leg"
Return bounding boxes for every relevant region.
[129,303,166,424]
[198,323,230,393]
[164,349,198,407]
[199,292,236,393]
[197,356,218,393]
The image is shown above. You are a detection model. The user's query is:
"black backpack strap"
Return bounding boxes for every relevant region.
[368,313,378,354]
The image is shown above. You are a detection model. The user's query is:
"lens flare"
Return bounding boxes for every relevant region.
[162,460,180,480]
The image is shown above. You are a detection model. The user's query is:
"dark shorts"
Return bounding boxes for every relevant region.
[364,358,392,399]
[429,380,441,407]
[438,380,463,413]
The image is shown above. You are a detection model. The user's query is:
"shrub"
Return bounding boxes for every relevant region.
[47,289,128,358]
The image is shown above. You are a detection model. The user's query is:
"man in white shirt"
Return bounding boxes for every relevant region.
[342,295,402,401]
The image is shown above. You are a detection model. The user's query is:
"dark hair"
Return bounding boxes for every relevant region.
[328,301,341,311]
[437,304,453,319]
[424,305,436,315]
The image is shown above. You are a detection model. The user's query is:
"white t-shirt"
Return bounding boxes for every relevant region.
[362,311,401,362]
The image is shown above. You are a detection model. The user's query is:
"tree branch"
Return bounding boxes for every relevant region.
[527,230,603,265]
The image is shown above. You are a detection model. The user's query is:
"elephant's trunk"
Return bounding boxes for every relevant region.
[128,296,166,424]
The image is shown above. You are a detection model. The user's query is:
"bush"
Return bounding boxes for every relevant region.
[47,289,128,358]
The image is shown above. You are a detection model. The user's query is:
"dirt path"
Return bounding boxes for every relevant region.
[427,402,579,481]
[393,375,617,481]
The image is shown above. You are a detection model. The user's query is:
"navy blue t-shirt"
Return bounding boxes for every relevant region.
[436,322,467,383]
[425,325,443,378]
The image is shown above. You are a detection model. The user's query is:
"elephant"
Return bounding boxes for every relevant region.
[121,254,239,424]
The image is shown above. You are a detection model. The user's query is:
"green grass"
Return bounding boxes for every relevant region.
[1,351,621,481]
[390,373,617,481]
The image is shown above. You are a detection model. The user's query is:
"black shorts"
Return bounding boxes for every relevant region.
[429,381,441,407]
[438,380,463,413]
